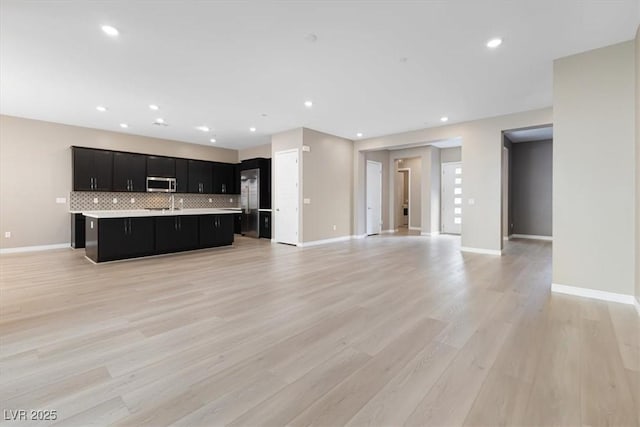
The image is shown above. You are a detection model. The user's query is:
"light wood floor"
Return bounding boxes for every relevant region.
[1,234,638,426]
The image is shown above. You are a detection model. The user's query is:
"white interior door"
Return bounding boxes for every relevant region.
[366,161,382,235]
[442,162,462,234]
[274,149,299,245]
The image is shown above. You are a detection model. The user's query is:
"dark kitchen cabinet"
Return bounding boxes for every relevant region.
[147,156,175,178]
[259,212,271,239]
[212,162,237,194]
[175,158,188,193]
[188,160,212,194]
[155,215,199,253]
[113,152,146,192]
[233,213,242,234]
[71,213,85,248]
[199,214,234,248]
[85,217,155,262]
[72,147,113,191]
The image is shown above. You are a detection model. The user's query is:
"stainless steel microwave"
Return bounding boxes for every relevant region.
[146,177,176,193]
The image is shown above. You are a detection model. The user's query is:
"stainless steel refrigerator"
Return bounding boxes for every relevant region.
[240,168,259,238]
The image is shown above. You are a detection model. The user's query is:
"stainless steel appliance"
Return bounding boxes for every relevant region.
[240,168,259,238]
[147,177,176,193]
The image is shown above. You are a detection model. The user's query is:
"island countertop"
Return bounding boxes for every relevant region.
[81,208,239,219]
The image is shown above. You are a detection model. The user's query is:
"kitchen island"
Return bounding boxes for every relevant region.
[83,208,236,263]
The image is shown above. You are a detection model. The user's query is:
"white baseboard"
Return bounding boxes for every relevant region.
[551,283,637,306]
[635,298,640,316]
[381,229,396,234]
[511,234,552,241]
[0,243,70,255]
[421,231,440,236]
[352,234,367,240]
[408,226,421,231]
[297,235,353,247]
[460,246,503,256]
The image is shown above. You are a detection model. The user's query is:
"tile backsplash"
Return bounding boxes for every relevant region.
[70,191,239,211]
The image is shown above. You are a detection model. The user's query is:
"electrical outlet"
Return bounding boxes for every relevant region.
[303,198,311,204]
[229,198,233,203]
[130,198,135,204]
[112,198,118,204]
[209,198,212,203]
[468,198,475,205]
[93,198,99,204]
[332,225,337,231]
[179,198,183,203]
[4,231,10,238]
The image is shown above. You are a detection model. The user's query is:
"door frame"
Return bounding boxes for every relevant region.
[441,161,462,234]
[273,148,300,245]
[366,160,383,235]
[397,167,411,229]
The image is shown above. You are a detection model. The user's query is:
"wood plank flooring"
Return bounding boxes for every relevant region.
[1,234,638,426]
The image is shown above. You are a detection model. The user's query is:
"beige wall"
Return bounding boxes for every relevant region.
[426,146,441,234]
[553,41,636,296]
[301,128,353,242]
[441,147,462,163]
[365,150,391,231]
[271,128,304,242]
[636,26,640,304]
[239,143,271,161]
[354,108,553,252]
[0,115,238,250]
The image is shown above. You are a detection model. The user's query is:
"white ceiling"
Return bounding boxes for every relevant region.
[505,126,553,143]
[1,1,637,150]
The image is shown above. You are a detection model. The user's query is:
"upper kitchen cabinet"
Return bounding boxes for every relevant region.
[147,155,175,178]
[72,147,113,191]
[175,158,188,193]
[240,157,271,209]
[212,162,237,194]
[113,152,146,192]
[188,160,212,193]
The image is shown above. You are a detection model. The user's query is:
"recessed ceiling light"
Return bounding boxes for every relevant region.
[210,138,216,143]
[101,25,119,37]
[261,113,268,117]
[356,132,363,138]
[486,38,502,48]
[304,100,313,108]
[119,123,128,128]
[440,116,449,122]
[249,127,256,132]
[196,125,210,132]
[149,104,159,110]
[155,118,165,124]
[96,105,108,112]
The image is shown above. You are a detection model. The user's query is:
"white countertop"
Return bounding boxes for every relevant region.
[80,208,239,219]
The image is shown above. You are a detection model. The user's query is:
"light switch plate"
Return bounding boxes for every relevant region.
[302,145,311,152]
[55,197,66,204]
[303,198,311,204]
[468,198,475,205]
[4,231,10,238]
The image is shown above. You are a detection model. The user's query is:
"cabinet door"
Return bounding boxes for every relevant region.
[188,160,212,193]
[234,213,242,234]
[72,147,94,191]
[177,215,199,250]
[217,214,235,245]
[113,152,146,192]
[259,212,271,239]
[199,215,218,247]
[98,218,128,261]
[147,156,175,178]
[128,217,155,256]
[155,216,180,253]
[260,159,271,209]
[92,150,113,191]
[175,158,188,193]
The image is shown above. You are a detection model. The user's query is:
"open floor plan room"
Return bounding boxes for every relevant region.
[1,236,638,426]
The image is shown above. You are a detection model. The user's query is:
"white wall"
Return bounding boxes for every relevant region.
[553,41,636,296]
[635,26,640,305]
[354,108,553,252]
[441,147,462,163]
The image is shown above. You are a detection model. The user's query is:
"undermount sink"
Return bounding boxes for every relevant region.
[146,207,181,211]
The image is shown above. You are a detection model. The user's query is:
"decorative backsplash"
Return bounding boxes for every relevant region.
[70,191,239,211]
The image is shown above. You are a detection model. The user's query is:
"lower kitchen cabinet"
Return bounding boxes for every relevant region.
[86,217,155,262]
[155,215,199,253]
[234,213,242,234]
[199,214,234,247]
[71,213,85,248]
[259,211,271,239]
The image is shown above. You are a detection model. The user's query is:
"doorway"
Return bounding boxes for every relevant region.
[274,149,299,245]
[396,168,410,228]
[441,162,462,234]
[366,160,382,235]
